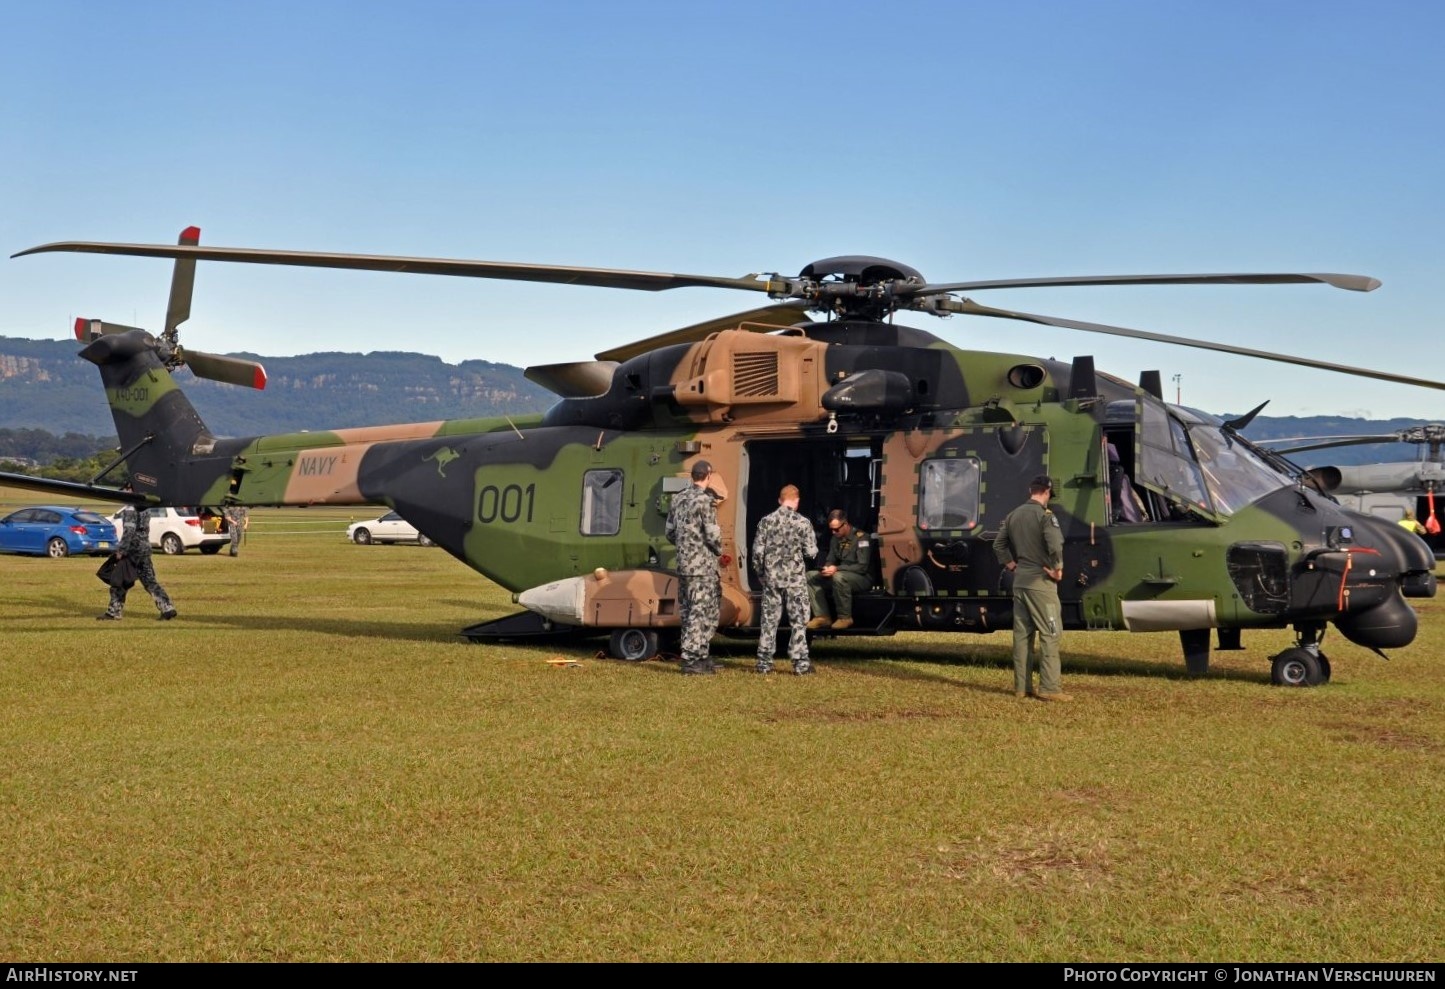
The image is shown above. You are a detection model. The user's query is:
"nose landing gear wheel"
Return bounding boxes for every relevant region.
[1271,647,1325,687]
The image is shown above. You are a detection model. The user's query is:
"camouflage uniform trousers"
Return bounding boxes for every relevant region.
[678,572,721,674]
[1012,584,1062,695]
[756,583,811,674]
[228,524,243,556]
[106,550,176,619]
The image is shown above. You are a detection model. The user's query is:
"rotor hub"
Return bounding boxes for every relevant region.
[785,256,927,320]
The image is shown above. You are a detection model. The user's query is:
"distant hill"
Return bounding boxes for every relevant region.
[0,335,555,437]
[0,335,1434,467]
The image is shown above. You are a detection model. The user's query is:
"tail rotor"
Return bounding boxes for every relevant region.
[74,226,267,390]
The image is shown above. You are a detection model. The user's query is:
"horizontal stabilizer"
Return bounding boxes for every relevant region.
[0,471,153,505]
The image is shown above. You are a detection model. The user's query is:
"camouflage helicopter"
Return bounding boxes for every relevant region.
[1254,424,1445,555]
[7,230,1445,687]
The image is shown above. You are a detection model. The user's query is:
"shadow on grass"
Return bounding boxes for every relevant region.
[23,589,1274,686]
[21,599,485,645]
[716,631,1276,686]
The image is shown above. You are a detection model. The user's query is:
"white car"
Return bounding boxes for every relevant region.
[347,510,434,546]
[109,506,233,555]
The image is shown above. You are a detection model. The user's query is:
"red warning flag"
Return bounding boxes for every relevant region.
[1427,489,1441,535]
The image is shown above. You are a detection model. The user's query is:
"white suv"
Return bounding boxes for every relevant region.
[109,506,233,555]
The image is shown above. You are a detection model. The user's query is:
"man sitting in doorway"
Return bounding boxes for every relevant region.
[806,509,873,631]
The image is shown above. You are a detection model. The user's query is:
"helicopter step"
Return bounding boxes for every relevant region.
[800,623,898,639]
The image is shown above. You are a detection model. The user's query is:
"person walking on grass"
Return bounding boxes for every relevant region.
[99,495,177,623]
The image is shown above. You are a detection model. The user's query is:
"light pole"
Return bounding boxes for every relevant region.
[1172,373,1182,405]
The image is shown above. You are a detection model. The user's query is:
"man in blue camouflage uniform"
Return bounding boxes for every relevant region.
[223,503,249,556]
[753,484,819,675]
[99,502,177,622]
[665,460,723,674]
[992,474,1070,701]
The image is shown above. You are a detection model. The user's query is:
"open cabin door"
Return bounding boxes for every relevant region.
[740,436,882,590]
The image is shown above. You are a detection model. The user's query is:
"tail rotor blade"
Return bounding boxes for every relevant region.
[163,226,200,340]
[183,349,268,390]
[74,318,148,342]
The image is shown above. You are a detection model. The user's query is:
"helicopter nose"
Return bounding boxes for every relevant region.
[1345,511,1437,591]
[1327,512,1435,650]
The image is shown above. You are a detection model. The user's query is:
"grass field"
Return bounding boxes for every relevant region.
[2,491,1443,961]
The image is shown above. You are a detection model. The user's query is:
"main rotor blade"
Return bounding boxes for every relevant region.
[182,349,268,390]
[14,241,774,294]
[595,303,811,362]
[164,226,200,336]
[916,272,1381,296]
[1259,435,1411,455]
[950,299,1445,393]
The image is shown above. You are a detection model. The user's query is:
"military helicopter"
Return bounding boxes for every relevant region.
[6,229,1444,687]
[1254,424,1445,554]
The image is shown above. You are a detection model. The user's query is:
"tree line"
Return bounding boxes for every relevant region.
[0,427,124,483]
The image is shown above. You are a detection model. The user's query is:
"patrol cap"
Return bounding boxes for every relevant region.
[1029,474,1054,493]
[691,460,714,481]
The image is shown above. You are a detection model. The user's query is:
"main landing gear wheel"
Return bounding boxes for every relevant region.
[161,532,184,555]
[608,628,659,662]
[1271,647,1326,687]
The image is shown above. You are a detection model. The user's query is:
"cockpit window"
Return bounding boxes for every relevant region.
[1139,399,1211,513]
[1134,399,1291,518]
[1184,415,1293,515]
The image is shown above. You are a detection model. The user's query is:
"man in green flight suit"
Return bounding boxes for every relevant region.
[993,474,1072,702]
[806,509,873,631]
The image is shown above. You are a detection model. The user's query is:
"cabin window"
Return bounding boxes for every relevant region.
[581,468,624,536]
[918,457,980,530]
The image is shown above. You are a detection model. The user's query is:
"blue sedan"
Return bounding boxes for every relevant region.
[0,506,118,558]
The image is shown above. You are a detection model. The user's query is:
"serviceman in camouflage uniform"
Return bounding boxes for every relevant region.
[992,474,1070,701]
[806,509,873,631]
[753,484,820,675]
[224,503,249,556]
[665,459,723,674]
[99,501,177,622]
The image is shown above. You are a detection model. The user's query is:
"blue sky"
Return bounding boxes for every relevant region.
[3,0,1442,420]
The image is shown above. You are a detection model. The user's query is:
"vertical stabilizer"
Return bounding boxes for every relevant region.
[81,329,215,499]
